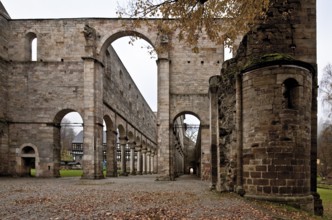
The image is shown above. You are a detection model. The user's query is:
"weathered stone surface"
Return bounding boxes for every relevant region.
[214,0,321,214]
[0,0,322,214]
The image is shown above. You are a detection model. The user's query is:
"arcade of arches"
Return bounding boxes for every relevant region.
[0,0,324,214]
[0,6,218,181]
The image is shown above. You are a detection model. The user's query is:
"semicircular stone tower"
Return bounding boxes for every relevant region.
[212,0,323,215]
[241,58,315,210]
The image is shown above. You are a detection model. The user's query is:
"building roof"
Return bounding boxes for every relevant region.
[72,131,84,143]
[0,1,11,19]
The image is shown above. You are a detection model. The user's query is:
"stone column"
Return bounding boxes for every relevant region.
[235,74,244,195]
[146,148,151,174]
[208,75,221,190]
[156,49,171,180]
[151,150,155,174]
[129,142,136,175]
[142,148,147,174]
[175,143,180,177]
[81,56,104,179]
[153,147,158,173]
[136,145,142,175]
[119,138,128,176]
[106,130,118,177]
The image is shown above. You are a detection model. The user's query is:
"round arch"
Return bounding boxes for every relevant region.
[53,109,83,125]
[172,111,201,177]
[53,109,83,177]
[135,135,141,147]
[103,115,114,132]
[117,124,126,138]
[127,131,135,143]
[172,111,201,124]
[98,30,157,58]
[16,143,40,177]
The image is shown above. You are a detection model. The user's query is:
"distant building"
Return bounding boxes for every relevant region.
[71,131,84,163]
[71,131,130,168]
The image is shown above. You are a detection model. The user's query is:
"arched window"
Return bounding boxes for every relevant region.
[25,32,37,61]
[282,78,300,109]
[223,39,233,61]
[31,38,37,61]
[22,146,35,154]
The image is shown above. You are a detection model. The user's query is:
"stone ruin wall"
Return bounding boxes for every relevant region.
[241,65,313,210]
[0,17,159,176]
[216,0,320,213]
[0,9,10,175]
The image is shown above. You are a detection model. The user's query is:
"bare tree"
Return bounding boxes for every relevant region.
[318,63,332,178]
[320,63,332,107]
[317,124,332,178]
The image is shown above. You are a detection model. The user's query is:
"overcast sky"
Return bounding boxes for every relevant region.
[1,0,331,124]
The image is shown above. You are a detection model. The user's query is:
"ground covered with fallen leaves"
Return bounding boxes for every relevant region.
[0,175,323,219]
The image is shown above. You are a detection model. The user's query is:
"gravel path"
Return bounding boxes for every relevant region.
[0,175,315,219]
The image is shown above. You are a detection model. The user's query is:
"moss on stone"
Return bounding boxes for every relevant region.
[242,53,295,71]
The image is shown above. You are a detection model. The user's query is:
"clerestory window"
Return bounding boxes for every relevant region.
[25,32,37,61]
[282,78,300,109]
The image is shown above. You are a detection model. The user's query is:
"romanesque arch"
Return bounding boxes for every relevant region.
[16,144,39,177]
[98,30,157,59]
[172,111,201,177]
[53,109,83,177]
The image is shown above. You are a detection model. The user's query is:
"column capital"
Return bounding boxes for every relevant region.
[209,75,221,94]
[128,142,136,149]
[135,145,142,151]
[119,137,128,145]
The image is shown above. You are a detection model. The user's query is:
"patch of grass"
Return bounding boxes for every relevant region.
[30,169,109,177]
[60,169,83,177]
[318,188,332,202]
[318,188,332,219]
[30,169,36,176]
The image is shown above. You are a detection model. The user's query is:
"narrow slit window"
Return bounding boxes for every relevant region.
[31,38,37,61]
[25,32,37,61]
[282,78,300,109]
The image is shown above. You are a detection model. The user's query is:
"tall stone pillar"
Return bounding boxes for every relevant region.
[146,148,151,174]
[136,146,142,175]
[119,138,128,176]
[156,48,171,180]
[208,76,220,190]
[129,142,136,175]
[235,74,244,195]
[142,148,147,174]
[81,56,104,179]
[151,150,155,174]
[106,130,117,177]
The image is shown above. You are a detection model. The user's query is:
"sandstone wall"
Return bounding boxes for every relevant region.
[216,0,318,213]
[0,6,9,60]
[242,66,312,197]
[2,18,161,176]
[0,11,9,175]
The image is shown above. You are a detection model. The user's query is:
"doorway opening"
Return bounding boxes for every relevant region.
[172,113,201,178]
[21,146,36,177]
